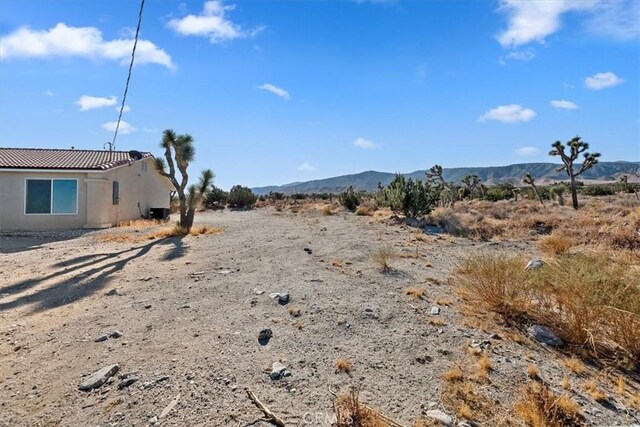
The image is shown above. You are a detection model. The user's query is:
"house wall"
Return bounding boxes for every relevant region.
[101,158,172,225]
[0,171,88,230]
[0,158,171,231]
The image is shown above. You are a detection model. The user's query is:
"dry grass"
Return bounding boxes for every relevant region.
[335,358,352,374]
[404,287,425,299]
[372,246,394,272]
[443,365,464,382]
[356,205,375,216]
[292,319,305,330]
[321,205,334,216]
[539,234,576,256]
[562,375,571,390]
[437,196,640,252]
[97,224,222,243]
[616,376,625,395]
[288,307,301,317]
[527,364,539,380]
[563,358,586,375]
[454,252,640,365]
[583,380,607,403]
[478,353,492,375]
[515,382,584,427]
[115,218,163,228]
[333,389,392,427]
[441,380,500,425]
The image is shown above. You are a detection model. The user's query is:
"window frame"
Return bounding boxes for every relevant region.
[24,178,79,216]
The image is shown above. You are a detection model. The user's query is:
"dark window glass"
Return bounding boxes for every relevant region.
[26,179,52,214]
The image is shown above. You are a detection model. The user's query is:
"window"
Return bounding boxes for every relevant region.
[112,181,120,205]
[25,179,77,214]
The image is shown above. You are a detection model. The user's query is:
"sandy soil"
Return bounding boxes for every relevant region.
[0,208,637,426]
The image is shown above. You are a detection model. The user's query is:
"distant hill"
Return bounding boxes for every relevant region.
[252,161,640,195]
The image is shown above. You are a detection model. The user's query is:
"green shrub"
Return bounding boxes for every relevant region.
[484,183,515,202]
[339,186,361,211]
[377,174,438,217]
[228,185,257,209]
[203,185,228,210]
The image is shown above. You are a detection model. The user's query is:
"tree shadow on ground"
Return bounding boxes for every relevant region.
[0,230,95,254]
[0,236,186,314]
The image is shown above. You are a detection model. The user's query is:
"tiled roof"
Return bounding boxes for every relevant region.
[0,148,153,171]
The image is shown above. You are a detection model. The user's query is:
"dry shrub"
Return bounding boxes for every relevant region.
[441,380,498,424]
[116,219,163,228]
[430,208,469,237]
[527,364,539,380]
[321,205,333,216]
[288,307,301,317]
[539,234,576,256]
[372,247,394,271]
[478,353,492,375]
[616,376,625,395]
[292,319,305,330]
[454,252,640,365]
[443,365,464,382]
[333,389,390,427]
[562,375,571,390]
[455,254,530,316]
[583,380,607,402]
[404,287,425,299]
[515,382,584,427]
[356,204,375,216]
[97,224,222,243]
[563,358,586,375]
[336,359,352,373]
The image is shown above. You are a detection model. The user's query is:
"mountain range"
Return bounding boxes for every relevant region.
[252,161,640,195]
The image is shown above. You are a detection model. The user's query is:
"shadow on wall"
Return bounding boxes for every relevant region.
[0,236,186,314]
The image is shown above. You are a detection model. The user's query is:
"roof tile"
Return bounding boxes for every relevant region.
[0,148,153,171]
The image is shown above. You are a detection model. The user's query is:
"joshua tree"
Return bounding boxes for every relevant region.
[523,172,544,205]
[549,136,600,210]
[154,129,213,232]
[427,164,456,207]
[461,174,482,199]
[619,174,629,193]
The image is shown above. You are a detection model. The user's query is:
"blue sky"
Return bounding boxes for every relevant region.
[1,0,638,189]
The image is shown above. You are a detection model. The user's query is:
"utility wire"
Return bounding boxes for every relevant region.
[111,0,145,151]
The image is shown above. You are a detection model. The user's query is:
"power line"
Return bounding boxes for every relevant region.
[110,0,145,151]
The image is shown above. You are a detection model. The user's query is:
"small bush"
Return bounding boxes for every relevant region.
[515,382,584,427]
[228,185,257,209]
[539,234,575,256]
[203,185,228,210]
[335,359,352,373]
[454,252,640,365]
[339,186,361,211]
[372,246,394,271]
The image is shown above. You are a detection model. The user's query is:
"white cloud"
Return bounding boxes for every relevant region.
[0,23,174,69]
[297,162,315,172]
[584,0,640,41]
[115,104,131,113]
[478,104,536,123]
[551,100,578,110]
[167,1,263,43]
[353,137,375,149]
[584,71,625,90]
[76,95,117,111]
[42,89,54,96]
[516,146,540,156]
[257,83,290,99]
[499,48,536,64]
[496,0,599,47]
[102,120,136,134]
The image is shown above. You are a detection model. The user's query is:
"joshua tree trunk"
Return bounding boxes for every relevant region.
[569,174,579,210]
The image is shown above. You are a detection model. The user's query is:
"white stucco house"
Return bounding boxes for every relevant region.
[0,148,173,231]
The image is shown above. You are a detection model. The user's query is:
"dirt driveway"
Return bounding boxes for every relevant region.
[0,208,633,426]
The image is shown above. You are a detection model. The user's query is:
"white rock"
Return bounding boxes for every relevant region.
[78,364,119,391]
[425,409,453,426]
[525,259,545,270]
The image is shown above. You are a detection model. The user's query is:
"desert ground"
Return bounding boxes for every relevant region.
[1,206,638,426]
